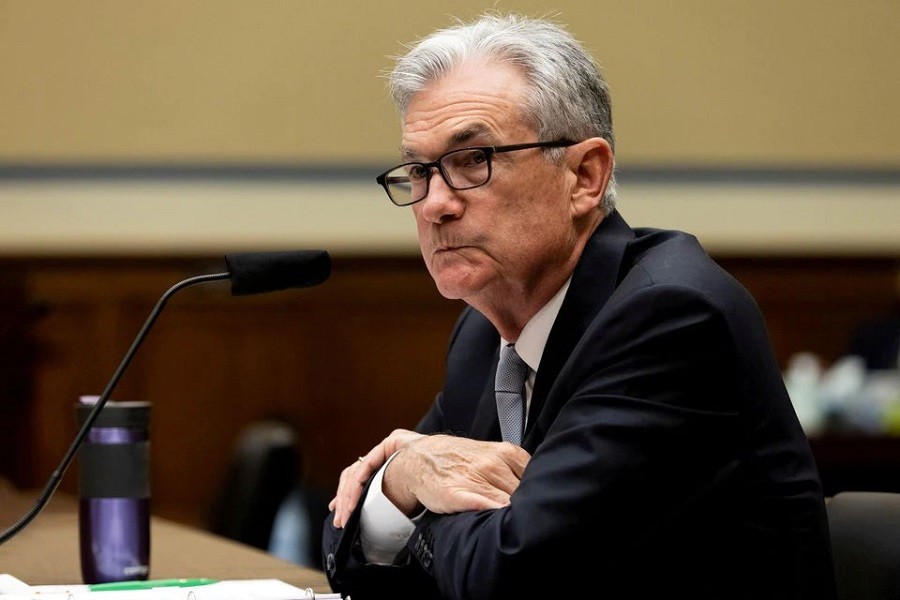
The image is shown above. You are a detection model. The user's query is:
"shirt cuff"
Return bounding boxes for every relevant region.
[359,452,418,565]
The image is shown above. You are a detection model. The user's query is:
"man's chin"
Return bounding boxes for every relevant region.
[430,269,484,301]
[426,251,489,299]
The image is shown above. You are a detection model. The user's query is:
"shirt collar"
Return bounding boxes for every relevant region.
[500,276,571,373]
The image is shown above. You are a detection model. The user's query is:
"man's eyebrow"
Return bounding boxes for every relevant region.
[399,124,494,161]
[447,125,491,148]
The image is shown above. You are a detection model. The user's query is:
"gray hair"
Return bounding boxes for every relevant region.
[388,12,617,213]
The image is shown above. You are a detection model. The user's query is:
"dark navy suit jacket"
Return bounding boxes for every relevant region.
[323,211,835,599]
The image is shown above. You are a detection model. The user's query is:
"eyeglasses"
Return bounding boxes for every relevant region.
[376,140,577,206]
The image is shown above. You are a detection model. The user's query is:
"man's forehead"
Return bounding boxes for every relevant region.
[397,60,531,153]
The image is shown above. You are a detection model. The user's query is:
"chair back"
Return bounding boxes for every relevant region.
[207,419,300,550]
[827,491,900,599]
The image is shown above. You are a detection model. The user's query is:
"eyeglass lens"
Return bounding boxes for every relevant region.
[384,148,491,205]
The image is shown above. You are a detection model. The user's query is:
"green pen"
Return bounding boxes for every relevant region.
[89,578,218,591]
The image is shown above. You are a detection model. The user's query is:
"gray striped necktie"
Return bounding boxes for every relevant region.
[495,343,528,445]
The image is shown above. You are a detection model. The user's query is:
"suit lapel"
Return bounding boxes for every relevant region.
[524,210,635,445]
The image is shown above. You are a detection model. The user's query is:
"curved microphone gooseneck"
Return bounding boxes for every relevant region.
[0,249,331,547]
[0,272,229,546]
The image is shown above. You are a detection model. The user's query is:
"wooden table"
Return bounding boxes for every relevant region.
[0,488,331,592]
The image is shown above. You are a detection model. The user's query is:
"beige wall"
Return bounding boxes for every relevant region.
[1,178,897,258]
[0,1,898,256]
[1,0,898,166]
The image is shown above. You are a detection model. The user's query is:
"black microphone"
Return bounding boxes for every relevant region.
[0,250,331,546]
[227,249,331,295]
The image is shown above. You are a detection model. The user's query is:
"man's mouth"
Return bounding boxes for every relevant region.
[434,244,465,254]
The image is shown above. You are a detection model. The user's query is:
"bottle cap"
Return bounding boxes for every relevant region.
[77,401,151,429]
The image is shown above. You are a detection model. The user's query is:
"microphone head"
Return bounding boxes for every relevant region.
[225,250,331,296]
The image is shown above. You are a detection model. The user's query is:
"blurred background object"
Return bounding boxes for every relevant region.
[785,310,900,437]
[784,307,900,497]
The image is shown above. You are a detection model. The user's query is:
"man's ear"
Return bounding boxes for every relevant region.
[568,138,614,218]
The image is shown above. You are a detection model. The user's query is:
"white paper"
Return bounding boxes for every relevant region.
[0,576,341,600]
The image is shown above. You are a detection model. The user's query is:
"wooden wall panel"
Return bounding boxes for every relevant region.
[717,257,900,367]
[0,254,897,531]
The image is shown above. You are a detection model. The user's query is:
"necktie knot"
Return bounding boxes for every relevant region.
[495,344,528,445]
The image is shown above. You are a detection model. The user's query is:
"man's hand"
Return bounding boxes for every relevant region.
[383,435,531,517]
[329,428,423,528]
[329,431,532,528]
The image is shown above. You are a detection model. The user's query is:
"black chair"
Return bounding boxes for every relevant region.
[207,419,302,551]
[268,479,331,569]
[826,491,900,599]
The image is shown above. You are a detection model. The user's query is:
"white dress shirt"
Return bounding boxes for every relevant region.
[359,278,572,564]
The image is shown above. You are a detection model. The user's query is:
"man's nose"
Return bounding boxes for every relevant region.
[418,169,463,223]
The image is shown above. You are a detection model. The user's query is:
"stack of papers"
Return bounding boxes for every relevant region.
[0,575,342,600]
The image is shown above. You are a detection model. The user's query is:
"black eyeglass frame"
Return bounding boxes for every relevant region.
[376,139,578,206]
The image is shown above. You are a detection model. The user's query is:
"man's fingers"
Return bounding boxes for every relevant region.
[329,449,377,528]
[329,430,425,527]
[330,448,390,528]
[498,441,531,478]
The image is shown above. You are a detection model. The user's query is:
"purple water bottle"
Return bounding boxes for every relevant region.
[76,398,151,584]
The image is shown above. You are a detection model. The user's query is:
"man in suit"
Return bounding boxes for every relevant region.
[323,12,835,599]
